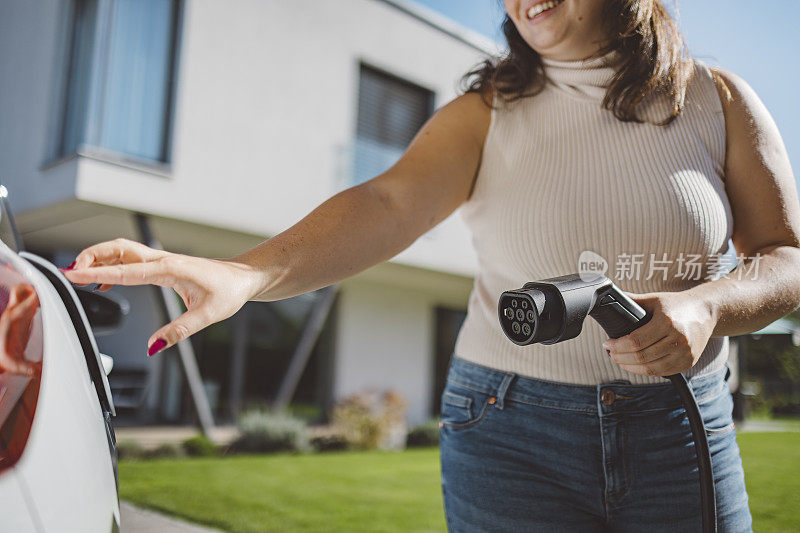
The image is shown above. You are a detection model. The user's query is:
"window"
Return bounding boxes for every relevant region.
[352,65,434,185]
[61,0,181,163]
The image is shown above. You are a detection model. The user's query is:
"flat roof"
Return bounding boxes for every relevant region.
[376,0,501,55]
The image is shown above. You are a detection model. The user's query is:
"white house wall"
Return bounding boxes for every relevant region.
[1,0,489,425]
[334,278,436,425]
[2,0,487,277]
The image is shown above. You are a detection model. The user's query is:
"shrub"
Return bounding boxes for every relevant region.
[182,435,218,457]
[116,439,145,461]
[406,419,440,448]
[310,434,349,452]
[333,395,382,449]
[146,442,184,459]
[231,410,310,454]
[331,389,408,450]
[288,403,324,423]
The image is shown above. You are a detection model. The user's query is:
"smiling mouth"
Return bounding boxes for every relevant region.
[526,0,565,20]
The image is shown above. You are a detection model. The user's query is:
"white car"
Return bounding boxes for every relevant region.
[0,187,121,532]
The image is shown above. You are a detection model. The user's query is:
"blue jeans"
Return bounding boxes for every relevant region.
[439,356,753,532]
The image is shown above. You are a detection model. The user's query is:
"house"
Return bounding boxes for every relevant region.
[0,0,498,426]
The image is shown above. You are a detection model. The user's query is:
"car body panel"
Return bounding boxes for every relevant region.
[20,251,115,416]
[0,471,39,532]
[0,241,119,531]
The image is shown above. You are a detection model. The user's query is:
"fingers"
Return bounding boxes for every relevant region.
[63,260,174,288]
[615,352,688,377]
[64,238,168,288]
[5,284,39,326]
[146,308,211,356]
[608,331,694,377]
[607,334,675,365]
[0,355,38,377]
[72,238,166,270]
[603,320,669,357]
[0,285,40,377]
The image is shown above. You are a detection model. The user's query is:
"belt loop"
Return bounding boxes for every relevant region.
[494,373,515,410]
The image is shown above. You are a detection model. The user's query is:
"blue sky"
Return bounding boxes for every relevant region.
[413,0,800,189]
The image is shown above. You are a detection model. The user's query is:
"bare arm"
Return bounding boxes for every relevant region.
[62,91,492,354]
[606,67,800,376]
[232,91,492,301]
[684,67,800,336]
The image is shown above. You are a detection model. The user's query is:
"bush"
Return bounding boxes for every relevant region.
[310,434,349,452]
[117,439,145,461]
[742,334,800,416]
[146,442,184,459]
[182,435,218,457]
[406,419,440,448]
[231,410,310,454]
[287,403,324,423]
[332,389,408,450]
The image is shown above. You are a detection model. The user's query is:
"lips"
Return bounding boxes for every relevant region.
[526,0,565,20]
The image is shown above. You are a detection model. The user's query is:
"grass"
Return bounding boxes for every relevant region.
[744,414,800,431]
[738,432,800,532]
[120,433,800,533]
[119,448,446,532]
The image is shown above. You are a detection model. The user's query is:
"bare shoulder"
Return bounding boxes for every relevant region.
[442,88,493,118]
[431,89,493,148]
[707,65,791,169]
[707,67,773,131]
[706,66,798,255]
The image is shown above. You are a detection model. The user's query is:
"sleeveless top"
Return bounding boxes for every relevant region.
[453,50,733,385]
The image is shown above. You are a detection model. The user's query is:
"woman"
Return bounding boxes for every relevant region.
[62,0,798,531]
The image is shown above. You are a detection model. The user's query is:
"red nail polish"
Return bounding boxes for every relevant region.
[148,338,167,356]
[59,261,76,271]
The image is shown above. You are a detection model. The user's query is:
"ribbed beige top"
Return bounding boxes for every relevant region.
[453,50,733,385]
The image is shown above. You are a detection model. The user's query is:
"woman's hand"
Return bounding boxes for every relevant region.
[602,291,718,377]
[0,283,41,377]
[61,238,264,356]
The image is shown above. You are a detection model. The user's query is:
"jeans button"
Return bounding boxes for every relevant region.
[602,389,616,406]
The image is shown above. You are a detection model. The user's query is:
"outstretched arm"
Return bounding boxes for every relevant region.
[234,91,491,301]
[63,91,491,354]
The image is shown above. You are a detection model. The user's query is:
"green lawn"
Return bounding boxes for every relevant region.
[120,448,446,532]
[738,432,800,532]
[120,433,800,532]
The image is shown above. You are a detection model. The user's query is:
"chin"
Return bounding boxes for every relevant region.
[508,0,606,60]
[522,31,571,56]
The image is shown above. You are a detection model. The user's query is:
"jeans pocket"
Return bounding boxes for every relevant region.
[440,383,494,430]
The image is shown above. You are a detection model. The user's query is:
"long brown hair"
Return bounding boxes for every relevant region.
[461,0,694,125]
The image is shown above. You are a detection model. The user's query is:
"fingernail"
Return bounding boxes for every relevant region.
[148,338,167,357]
[59,260,76,272]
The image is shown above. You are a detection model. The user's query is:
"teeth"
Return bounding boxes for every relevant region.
[527,0,563,19]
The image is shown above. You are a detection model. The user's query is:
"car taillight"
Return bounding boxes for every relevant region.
[0,262,43,476]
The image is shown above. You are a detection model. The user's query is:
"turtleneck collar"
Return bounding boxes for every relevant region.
[540,49,623,101]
